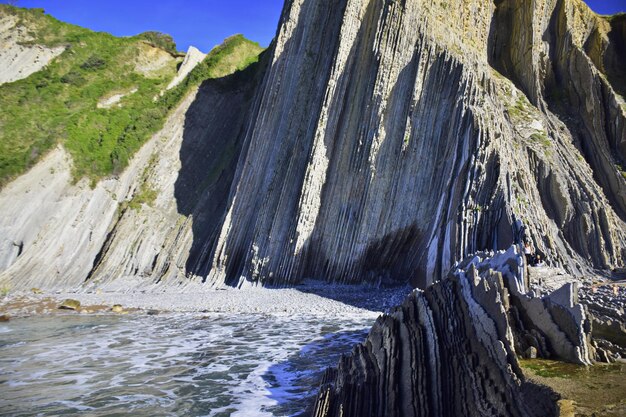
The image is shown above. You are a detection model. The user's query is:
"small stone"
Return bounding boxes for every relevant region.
[0,314,10,322]
[146,309,159,316]
[30,288,43,295]
[557,400,576,417]
[58,299,80,310]
[525,346,538,359]
[111,304,124,313]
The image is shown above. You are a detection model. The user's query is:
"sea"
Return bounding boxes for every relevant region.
[0,313,372,416]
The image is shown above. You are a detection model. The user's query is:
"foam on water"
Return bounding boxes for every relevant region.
[0,313,371,417]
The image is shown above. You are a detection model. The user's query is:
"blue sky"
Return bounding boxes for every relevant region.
[5,0,285,52]
[2,0,625,53]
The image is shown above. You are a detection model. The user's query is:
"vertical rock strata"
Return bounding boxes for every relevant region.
[205,0,626,286]
[0,0,625,290]
[312,247,594,417]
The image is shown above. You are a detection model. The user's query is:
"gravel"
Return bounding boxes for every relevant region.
[1,280,413,319]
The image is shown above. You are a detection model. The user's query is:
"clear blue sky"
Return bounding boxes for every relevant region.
[2,0,625,53]
[4,0,285,52]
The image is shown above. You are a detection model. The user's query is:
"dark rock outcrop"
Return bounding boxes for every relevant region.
[312,246,594,417]
[580,283,626,360]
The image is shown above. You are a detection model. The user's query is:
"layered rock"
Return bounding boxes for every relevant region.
[1,0,625,291]
[0,13,64,85]
[166,46,206,90]
[202,0,626,286]
[312,246,593,417]
[580,283,626,361]
[0,64,263,290]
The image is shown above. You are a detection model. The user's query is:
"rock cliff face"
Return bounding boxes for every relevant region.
[0,0,625,290]
[311,247,594,417]
[166,46,206,90]
[202,0,626,286]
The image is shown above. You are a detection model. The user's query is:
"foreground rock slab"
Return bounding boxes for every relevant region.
[312,246,595,417]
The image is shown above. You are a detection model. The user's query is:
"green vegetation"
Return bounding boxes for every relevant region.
[520,359,626,416]
[127,154,158,211]
[530,131,552,148]
[601,12,626,23]
[520,359,585,378]
[128,183,158,211]
[0,5,263,188]
[0,284,10,297]
[137,31,181,56]
[617,163,626,180]
[506,94,534,121]
[167,34,262,90]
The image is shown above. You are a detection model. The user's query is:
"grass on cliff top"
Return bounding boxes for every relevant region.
[0,5,262,188]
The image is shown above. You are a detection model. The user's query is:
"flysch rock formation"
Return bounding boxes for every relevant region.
[0,62,263,291]
[311,246,595,417]
[166,46,206,90]
[201,0,626,287]
[0,0,625,292]
[0,14,64,85]
[0,88,193,290]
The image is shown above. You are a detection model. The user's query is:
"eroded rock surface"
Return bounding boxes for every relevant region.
[201,0,626,287]
[312,246,595,417]
[0,14,64,85]
[0,0,625,291]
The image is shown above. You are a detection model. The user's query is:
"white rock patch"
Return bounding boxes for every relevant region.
[166,46,206,90]
[0,15,65,85]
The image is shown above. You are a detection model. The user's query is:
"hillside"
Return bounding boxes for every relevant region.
[0,5,262,187]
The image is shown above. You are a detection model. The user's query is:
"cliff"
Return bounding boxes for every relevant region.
[1,0,625,291]
[202,0,626,287]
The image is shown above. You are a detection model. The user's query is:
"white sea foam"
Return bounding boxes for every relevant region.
[0,313,374,416]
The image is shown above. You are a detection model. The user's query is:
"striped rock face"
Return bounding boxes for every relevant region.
[311,246,594,417]
[201,0,626,287]
[0,0,625,291]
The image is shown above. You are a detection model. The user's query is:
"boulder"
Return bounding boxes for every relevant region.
[611,268,626,281]
[58,299,80,310]
[525,346,538,359]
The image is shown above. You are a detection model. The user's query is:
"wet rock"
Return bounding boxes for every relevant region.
[111,304,123,313]
[0,314,9,322]
[146,309,159,316]
[30,288,43,295]
[58,299,80,310]
[312,246,589,417]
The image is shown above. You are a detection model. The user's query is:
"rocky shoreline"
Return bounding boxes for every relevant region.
[0,280,411,319]
[311,247,626,417]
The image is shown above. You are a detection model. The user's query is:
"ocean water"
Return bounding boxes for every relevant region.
[0,313,371,416]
